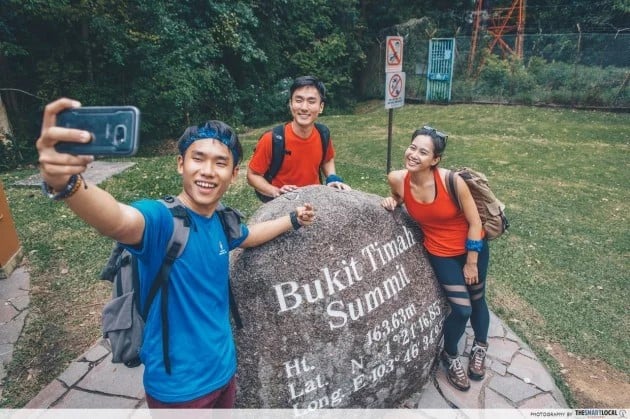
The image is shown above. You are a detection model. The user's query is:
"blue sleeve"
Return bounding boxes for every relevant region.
[122,199,173,262]
[228,223,249,250]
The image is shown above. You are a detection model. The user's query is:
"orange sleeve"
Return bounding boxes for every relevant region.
[248,131,273,175]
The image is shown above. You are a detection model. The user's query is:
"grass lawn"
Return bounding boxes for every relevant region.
[1,102,628,407]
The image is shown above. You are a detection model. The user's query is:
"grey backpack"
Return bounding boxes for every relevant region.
[100,196,243,373]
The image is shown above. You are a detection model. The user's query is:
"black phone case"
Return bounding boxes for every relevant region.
[55,106,140,156]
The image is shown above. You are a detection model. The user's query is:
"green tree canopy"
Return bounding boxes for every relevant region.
[1,0,626,161]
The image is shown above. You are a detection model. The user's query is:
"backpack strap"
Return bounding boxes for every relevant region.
[216,203,244,242]
[137,196,191,375]
[264,125,287,184]
[446,170,462,211]
[129,253,141,321]
[100,245,125,283]
[314,122,330,183]
[216,203,244,329]
[152,229,183,375]
[140,202,189,322]
[255,125,286,202]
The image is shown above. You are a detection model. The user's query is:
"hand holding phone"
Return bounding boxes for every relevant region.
[55,106,140,156]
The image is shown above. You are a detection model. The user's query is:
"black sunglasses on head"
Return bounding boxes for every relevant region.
[422,125,448,143]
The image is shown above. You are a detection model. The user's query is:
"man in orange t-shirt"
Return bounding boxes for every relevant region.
[247,76,350,200]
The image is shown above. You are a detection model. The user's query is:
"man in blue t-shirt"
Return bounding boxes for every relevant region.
[36,98,316,408]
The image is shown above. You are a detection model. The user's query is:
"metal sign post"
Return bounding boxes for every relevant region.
[386,108,393,174]
[384,36,405,173]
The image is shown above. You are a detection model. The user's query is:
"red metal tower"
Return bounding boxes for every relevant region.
[468,0,526,75]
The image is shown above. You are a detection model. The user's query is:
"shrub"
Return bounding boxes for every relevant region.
[455,54,628,108]
[472,55,533,101]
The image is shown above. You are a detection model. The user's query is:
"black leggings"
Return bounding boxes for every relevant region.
[427,241,490,356]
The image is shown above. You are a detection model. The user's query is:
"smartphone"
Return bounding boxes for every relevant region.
[55,106,140,156]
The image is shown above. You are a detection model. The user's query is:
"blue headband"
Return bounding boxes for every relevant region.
[178,127,240,164]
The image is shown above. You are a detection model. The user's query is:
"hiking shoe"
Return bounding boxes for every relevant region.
[468,341,488,381]
[441,350,470,391]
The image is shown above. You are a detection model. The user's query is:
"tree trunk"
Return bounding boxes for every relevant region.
[0,95,13,143]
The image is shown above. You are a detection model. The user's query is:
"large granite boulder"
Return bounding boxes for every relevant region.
[231,185,447,410]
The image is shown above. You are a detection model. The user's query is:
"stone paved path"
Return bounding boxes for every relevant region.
[12,161,135,187]
[12,302,566,410]
[0,267,29,401]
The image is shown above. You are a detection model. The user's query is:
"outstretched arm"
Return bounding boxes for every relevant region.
[36,98,145,245]
[240,203,315,248]
[381,170,406,211]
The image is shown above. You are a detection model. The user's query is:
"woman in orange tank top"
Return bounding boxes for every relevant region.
[381,126,490,392]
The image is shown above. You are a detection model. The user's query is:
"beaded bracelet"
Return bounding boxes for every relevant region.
[325,174,344,185]
[41,174,85,201]
[289,211,302,230]
[465,238,484,252]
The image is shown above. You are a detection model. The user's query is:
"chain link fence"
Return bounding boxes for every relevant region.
[362,24,629,108]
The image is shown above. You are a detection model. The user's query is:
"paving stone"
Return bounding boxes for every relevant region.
[489,360,507,376]
[24,379,67,408]
[508,353,556,392]
[488,312,505,338]
[397,380,433,408]
[505,330,520,342]
[0,302,18,324]
[58,361,90,387]
[414,382,452,409]
[460,336,473,356]
[519,348,537,360]
[486,337,520,364]
[57,388,139,409]
[0,343,12,363]
[0,267,29,296]
[0,360,6,382]
[484,387,515,409]
[518,392,562,409]
[8,295,29,311]
[0,311,27,344]
[76,352,144,398]
[487,374,542,403]
[82,341,110,362]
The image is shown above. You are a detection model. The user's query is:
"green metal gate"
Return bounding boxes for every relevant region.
[426,38,455,103]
